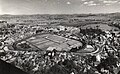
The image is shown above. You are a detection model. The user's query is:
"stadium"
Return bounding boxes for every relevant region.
[13,33,83,52]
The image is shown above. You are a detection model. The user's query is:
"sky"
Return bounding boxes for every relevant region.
[0,0,120,15]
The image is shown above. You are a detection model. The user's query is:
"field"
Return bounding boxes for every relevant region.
[20,33,83,51]
[81,24,119,31]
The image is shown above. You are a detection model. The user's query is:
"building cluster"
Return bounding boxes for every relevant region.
[0,20,120,74]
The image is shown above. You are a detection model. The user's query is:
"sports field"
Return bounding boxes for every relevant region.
[25,34,82,51]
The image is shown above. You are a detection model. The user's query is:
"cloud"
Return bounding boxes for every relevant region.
[83,1,98,6]
[83,2,88,4]
[83,1,94,4]
[89,1,94,3]
[66,1,71,4]
[97,0,119,5]
[81,0,87,1]
[88,3,97,6]
[103,0,118,4]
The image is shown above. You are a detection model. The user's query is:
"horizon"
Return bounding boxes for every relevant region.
[1,0,120,15]
[0,12,120,16]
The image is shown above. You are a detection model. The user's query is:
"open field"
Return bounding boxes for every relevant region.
[16,33,82,51]
[81,24,119,31]
[0,13,114,26]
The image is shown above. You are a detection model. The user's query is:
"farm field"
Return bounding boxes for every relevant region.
[81,24,119,31]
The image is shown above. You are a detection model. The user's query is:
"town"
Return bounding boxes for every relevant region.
[0,13,120,74]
